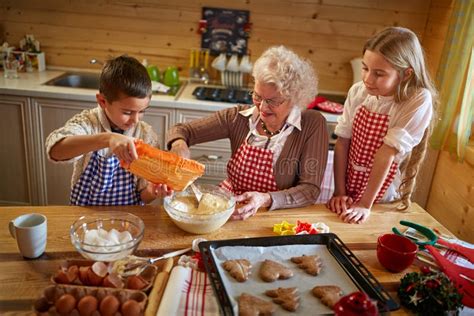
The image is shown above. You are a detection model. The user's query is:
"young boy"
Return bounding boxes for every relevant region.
[46,55,171,205]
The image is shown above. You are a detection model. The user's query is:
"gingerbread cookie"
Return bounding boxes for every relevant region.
[312,285,343,308]
[291,255,322,276]
[259,259,294,282]
[223,259,252,282]
[265,287,300,312]
[238,293,276,316]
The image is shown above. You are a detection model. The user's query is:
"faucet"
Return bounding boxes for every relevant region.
[90,58,104,66]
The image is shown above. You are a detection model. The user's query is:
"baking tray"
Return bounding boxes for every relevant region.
[199,233,399,315]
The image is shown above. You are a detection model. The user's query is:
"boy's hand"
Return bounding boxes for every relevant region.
[339,203,371,224]
[151,183,173,198]
[109,133,138,164]
[170,139,191,159]
[231,192,272,221]
[326,195,353,215]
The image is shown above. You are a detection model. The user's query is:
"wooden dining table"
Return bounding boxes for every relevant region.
[0,202,453,315]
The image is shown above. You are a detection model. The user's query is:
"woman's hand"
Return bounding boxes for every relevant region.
[339,203,371,224]
[231,192,272,220]
[108,133,138,164]
[170,139,190,159]
[326,195,353,215]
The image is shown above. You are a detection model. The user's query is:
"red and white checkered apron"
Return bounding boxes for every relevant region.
[346,106,398,203]
[220,139,278,195]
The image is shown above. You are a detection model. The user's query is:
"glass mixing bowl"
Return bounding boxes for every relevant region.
[163,184,235,234]
[70,212,144,262]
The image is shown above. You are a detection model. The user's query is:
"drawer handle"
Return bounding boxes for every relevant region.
[193,155,223,161]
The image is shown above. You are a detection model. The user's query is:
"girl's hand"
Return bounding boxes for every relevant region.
[326,195,353,215]
[231,192,272,221]
[339,203,371,224]
[108,133,138,164]
[170,139,191,159]
[151,183,173,198]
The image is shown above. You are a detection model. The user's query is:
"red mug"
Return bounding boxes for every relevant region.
[377,233,417,272]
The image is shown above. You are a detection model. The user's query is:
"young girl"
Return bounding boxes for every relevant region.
[327,27,437,224]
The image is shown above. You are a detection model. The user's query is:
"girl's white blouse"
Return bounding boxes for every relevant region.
[335,81,433,201]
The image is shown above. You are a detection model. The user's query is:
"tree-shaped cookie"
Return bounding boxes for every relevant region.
[312,285,343,308]
[265,287,300,312]
[239,292,276,316]
[259,259,294,282]
[223,259,252,282]
[291,255,322,276]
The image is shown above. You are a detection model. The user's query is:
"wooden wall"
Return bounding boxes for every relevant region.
[1,0,435,92]
[411,0,453,208]
[427,152,474,243]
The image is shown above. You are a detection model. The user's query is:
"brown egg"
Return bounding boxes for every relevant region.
[126,275,148,290]
[77,295,98,316]
[55,294,77,315]
[121,299,141,316]
[99,295,120,316]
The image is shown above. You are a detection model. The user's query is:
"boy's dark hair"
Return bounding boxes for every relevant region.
[99,55,152,102]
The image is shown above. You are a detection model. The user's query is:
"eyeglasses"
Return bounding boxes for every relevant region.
[250,91,287,108]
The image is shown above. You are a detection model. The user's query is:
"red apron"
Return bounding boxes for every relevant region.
[346,106,398,203]
[220,122,281,195]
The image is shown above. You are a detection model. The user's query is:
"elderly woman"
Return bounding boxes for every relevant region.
[168,46,328,220]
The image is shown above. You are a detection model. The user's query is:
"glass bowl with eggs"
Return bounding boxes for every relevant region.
[70,212,145,262]
[163,183,235,234]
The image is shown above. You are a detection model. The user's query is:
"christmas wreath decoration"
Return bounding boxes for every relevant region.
[398,267,463,315]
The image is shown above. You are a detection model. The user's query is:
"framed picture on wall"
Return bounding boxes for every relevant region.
[201,7,250,56]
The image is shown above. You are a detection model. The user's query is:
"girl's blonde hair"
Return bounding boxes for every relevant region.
[363,27,438,210]
[252,45,318,109]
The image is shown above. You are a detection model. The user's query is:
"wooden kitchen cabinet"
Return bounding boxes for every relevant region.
[176,109,231,184]
[142,105,176,150]
[32,97,96,205]
[0,95,39,206]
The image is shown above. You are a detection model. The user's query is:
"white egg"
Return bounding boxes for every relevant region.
[107,229,121,244]
[84,229,99,244]
[119,231,133,243]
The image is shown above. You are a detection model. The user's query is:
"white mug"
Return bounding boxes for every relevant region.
[9,213,47,258]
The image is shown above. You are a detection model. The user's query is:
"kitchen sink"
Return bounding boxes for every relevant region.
[44,72,100,90]
[44,72,185,96]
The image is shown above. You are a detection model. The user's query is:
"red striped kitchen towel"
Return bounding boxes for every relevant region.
[157,266,220,316]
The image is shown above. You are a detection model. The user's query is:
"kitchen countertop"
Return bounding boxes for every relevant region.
[0,70,341,122]
[0,202,456,314]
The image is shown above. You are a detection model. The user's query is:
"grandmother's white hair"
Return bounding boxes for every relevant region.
[252,46,318,109]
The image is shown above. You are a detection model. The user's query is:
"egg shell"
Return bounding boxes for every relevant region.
[67,265,79,283]
[121,299,141,316]
[55,293,77,315]
[126,275,148,290]
[103,273,124,289]
[55,270,71,284]
[79,266,90,284]
[99,294,120,316]
[77,295,98,316]
[86,267,104,286]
